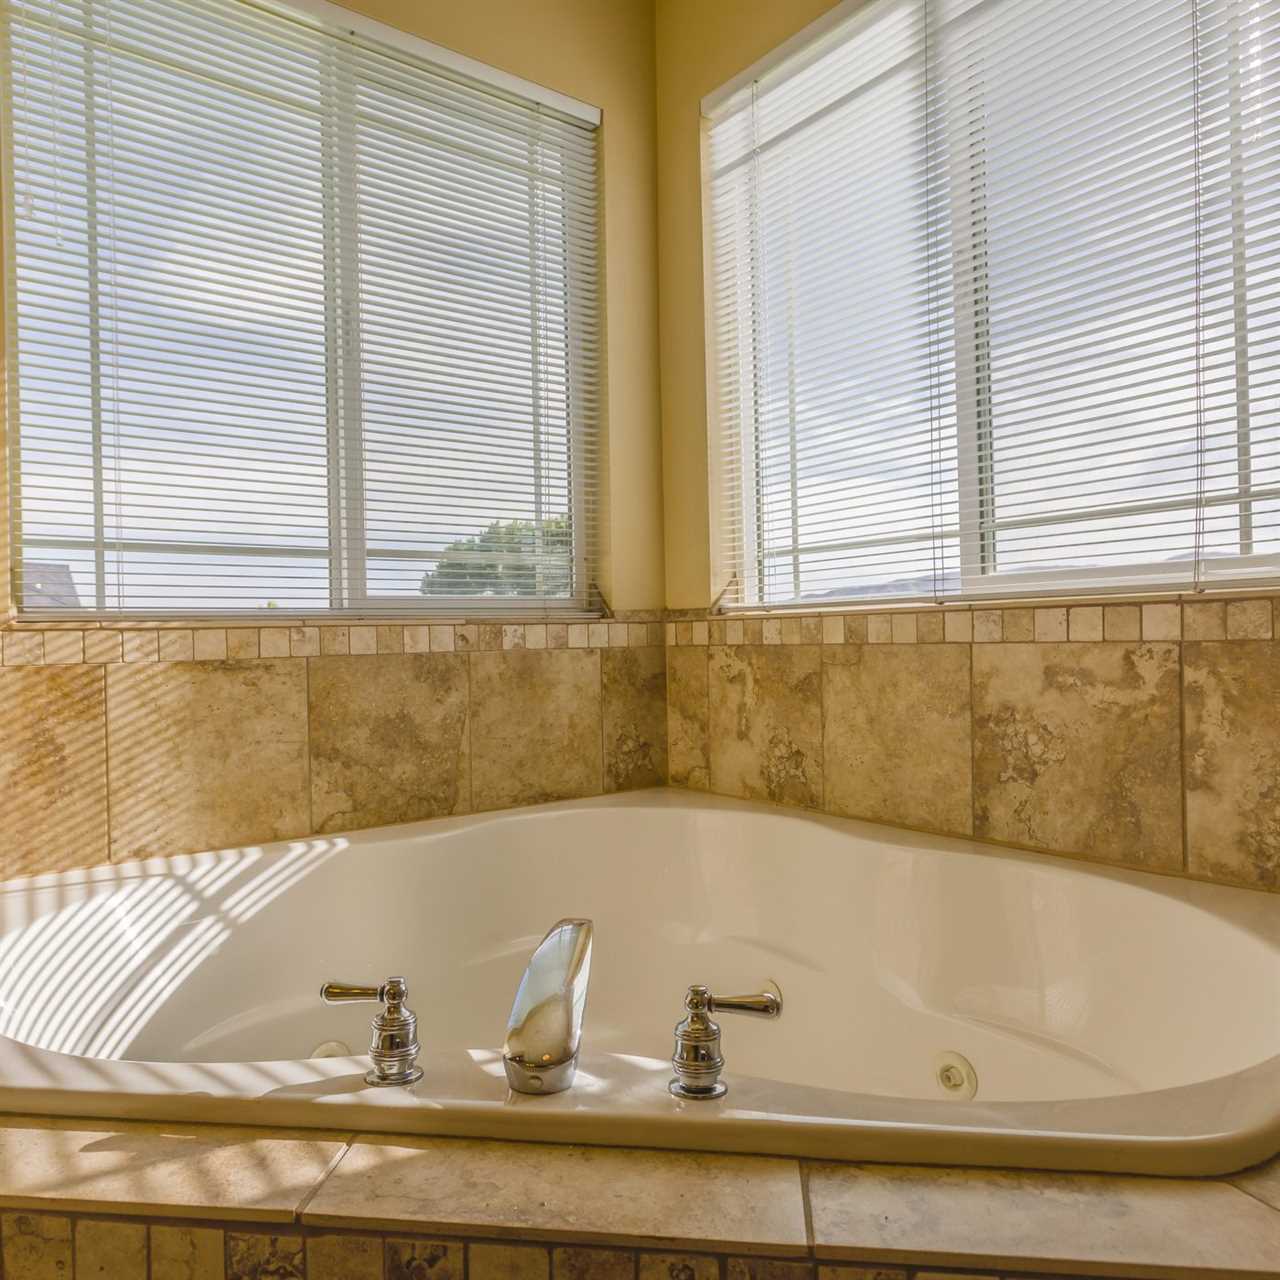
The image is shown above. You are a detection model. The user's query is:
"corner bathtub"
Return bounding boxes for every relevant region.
[0,792,1276,1176]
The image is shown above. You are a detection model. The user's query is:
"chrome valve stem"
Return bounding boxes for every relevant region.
[320,975,423,1087]
[669,983,781,1101]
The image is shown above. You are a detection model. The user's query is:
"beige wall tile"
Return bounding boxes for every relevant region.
[229,629,262,660]
[457,623,481,651]
[943,612,972,643]
[471,1244,549,1280]
[194,629,228,662]
[635,620,655,646]
[227,1232,304,1280]
[159,631,195,662]
[639,1257,718,1280]
[302,1136,807,1254]
[821,615,844,645]
[725,619,745,646]
[377,624,405,654]
[807,1161,1280,1274]
[816,1268,907,1280]
[781,617,802,645]
[708,645,822,807]
[349,625,378,655]
[85,630,123,664]
[866,615,891,644]
[973,643,1182,870]
[319,626,349,656]
[916,612,944,644]
[1,1212,71,1280]
[309,654,470,833]
[1183,600,1226,640]
[603,648,667,792]
[1103,604,1140,641]
[150,1225,225,1280]
[589,622,610,648]
[307,1234,381,1280]
[122,631,159,663]
[972,610,1002,643]
[1227,598,1272,640]
[1067,606,1103,641]
[471,650,603,810]
[890,613,916,644]
[107,659,309,860]
[42,631,83,665]
[1142,601,1181,640]
[762,618,782,645]
[0,666,107,876]
[404,624,431,654]
[1184,641,1280,889]
[691,620,709,646]
[386,1240,463,1280]
[289,626,319,658]
[76,1219,146,1280]
[666,647,709,790]
[1033,608,1067,642]
[527,624,549,650]
[260,628,291,658]
[431,624,457,652]
[727,1263,813,1280]
[800,616,821,644]
[553,1247,635,1280]
[823,645,972,837]
[1001,609,1033,642]
[743,618,763,644]
[3,631,43,666]
[568,623,589,649]
[0,1118,342,1219]
[844,615,867,644]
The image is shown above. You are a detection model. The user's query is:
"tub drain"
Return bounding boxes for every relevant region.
[935,1050,978,1099]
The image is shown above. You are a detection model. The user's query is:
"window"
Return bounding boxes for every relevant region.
[3,0,601,615]
[705,0,1279,608]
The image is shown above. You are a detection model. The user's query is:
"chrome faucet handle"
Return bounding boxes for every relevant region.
[319,975,423,1087]
[669,982,781,1101]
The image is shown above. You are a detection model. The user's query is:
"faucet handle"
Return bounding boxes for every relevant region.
[670,983,781,1101]
[319,976,421,1087]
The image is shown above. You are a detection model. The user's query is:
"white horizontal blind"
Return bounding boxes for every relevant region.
[2,0,601,616]
[706,0,1280,609]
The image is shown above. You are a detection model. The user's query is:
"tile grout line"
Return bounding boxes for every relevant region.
[1178,634,1189,874]
[292,1135,358,1222]
[798,1161,816,1254]
[100,662,114,864]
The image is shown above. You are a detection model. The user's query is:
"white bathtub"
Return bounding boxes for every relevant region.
[0,791,1276,1175]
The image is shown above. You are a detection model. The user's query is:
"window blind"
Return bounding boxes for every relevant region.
[705,0,1279,609]
[2,0,601,616]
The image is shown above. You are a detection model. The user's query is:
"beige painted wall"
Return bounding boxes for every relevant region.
[655,0,842,609]
[0,0,665,614]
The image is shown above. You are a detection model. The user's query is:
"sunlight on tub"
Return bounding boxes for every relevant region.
[0,838,345,1058]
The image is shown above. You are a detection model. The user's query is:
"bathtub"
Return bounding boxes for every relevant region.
[0,791,1276,1176]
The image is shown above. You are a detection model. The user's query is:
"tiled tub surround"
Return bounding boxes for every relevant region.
[1,794,1276,1175]
[0,619,667,876]
[0,1121,1279,1280]
[665,597,1280,892]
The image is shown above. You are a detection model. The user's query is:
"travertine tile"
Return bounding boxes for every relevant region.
[973,643,1182,870]
[303,1137,806,1254]
[807,1161,1280,1274]
[890,614,916,644]
[0,665,108,876]
[1068,606,1103,641]
[0,1118,343,1220]
[526,624,548,650]
[781,617,803,645]
[260,628,291,658]
[1001,609,1033,642]
[691,620,710,646]
[42,630,84,664]
[639,1255,719,1280]
[916,613,944,644]
[349,626,378,655]
[1103,604,1141,641]
[3,630,43,665]
[107,659,309,860]
[457,624,481,651]
[1184,641,1280,889]
[943,612,972,643]
[822,615,844,644]
[708,645,822,808]
[404,625,431,654]
[150,1224,225,1280]
[1184,600,1226,640]
[431,624,456,653]
[972,610,1002,643]
[817,1268,906,1280]
[603,647,667,792]
[193,629,228,661]
[309,654,470,832]
[1034,608,1067,642]
[472,1244,549,1280]
[743,618,763,644]
[1229,1153,1280,1213]
[307,1233,381,1280]
[866,615,891,644]
[1143,602,1181,641]
[844,615,867,644]
[377,625,405,654]
[1,1212,71,1280]
[666,647,709,790]
[159,631,196,662]
[1227,598,1272,640]
[386,1239,463,1280]
[553,1246,636,1280]
[85,630,123,664]
[229,628,262,660]
[289,626,319,658]
[76,1219,146,1280]
[319,626,349,656]
[728,1262,813,1280]
[227,1232,304,1280]
[470,649,602,810]
[823,645,972,836]
[122,631,159,663]
[762,618,782,645]
[589,622,610,648]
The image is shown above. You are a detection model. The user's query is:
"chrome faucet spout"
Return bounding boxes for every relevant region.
[503,917,593,1094]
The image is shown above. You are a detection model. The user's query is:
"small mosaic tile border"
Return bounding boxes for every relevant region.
[0,620,665,667]
[667,598,1280,647]
[0,1211,1177,1280]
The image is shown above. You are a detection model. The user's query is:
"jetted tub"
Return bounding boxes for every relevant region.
[0,791,1276,1175]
